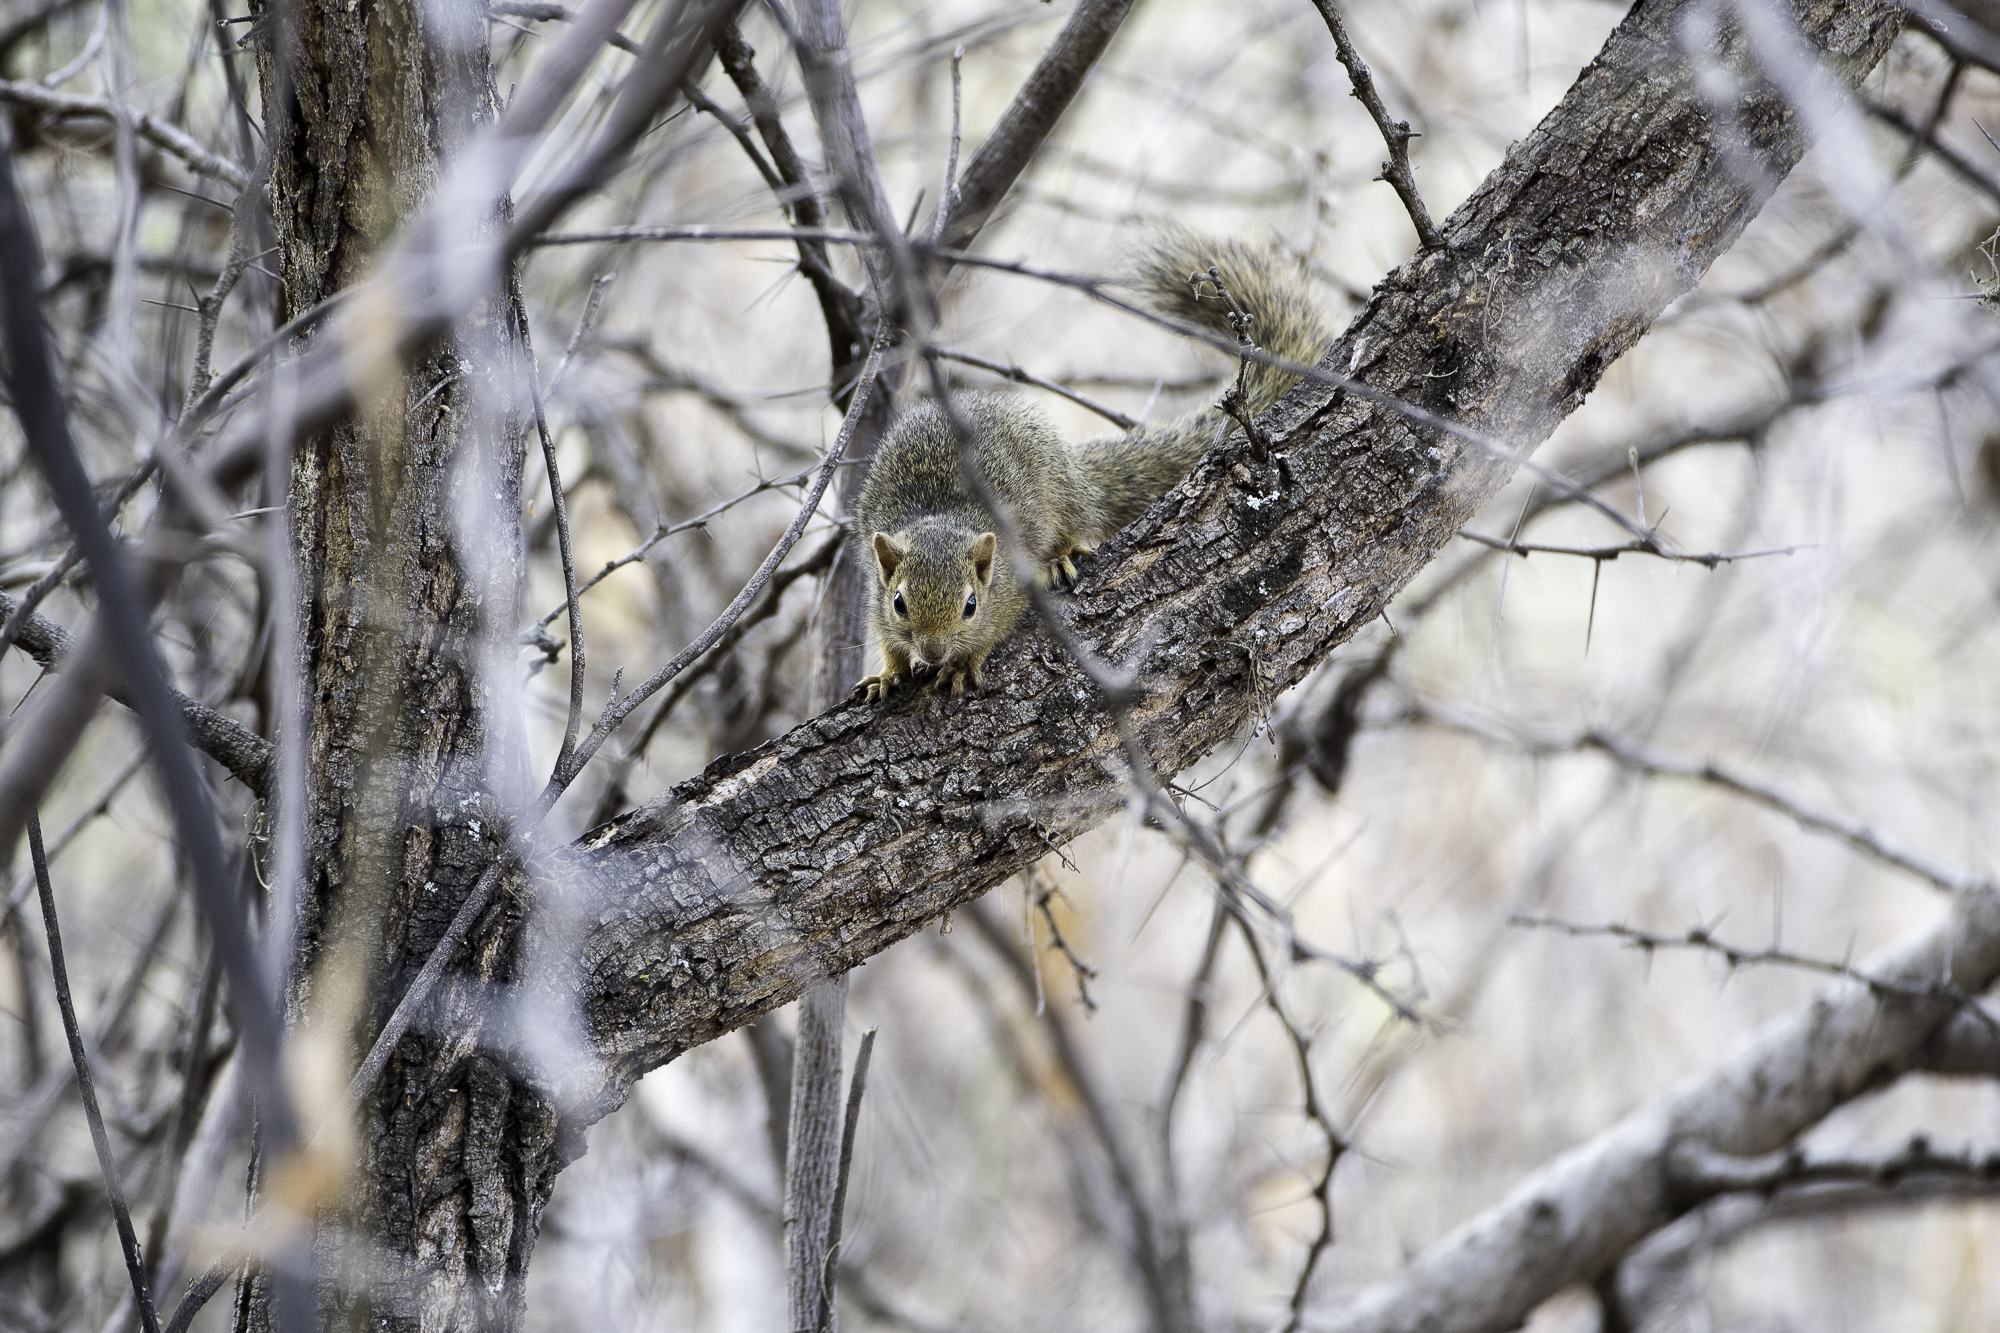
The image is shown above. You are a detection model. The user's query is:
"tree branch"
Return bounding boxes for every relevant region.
[1316,884,2000,1333]
[0,78,249,188]
[561,0,1908,1100]
[938,0,1138,252]
[0,589,273,795]
[1306,0,1443,251]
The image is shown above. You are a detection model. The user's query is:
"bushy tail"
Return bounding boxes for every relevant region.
[1076,227,1334,535]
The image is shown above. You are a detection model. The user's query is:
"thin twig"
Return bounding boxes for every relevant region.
[814,1027,877,1333]
[537,334,890,807]
[1305,0,1443,250]
[938,0,1138,251]
[931,347,1138,429]
[713,20,869,389]
[520,307,588,780]
[1193,264,1275,460]
[161,1258,233,1333]
[548,271,615,396]
[1404,703,1994,897]
[1025,863,1098,1011]
[186,167,264,400]
[144,946,225,1286]
[532,466,823,629]
[618,528,841,764]
[1455,529,1811,569]
[963,903,1182,1330]
[31,815,162,1333]
[788,0,905,309]
[1512,915,2000,1027]
[1230,910,1347,1333]
[486,0,643,52]
[341,858,508,1116]
[930,45,963,244]
[1866,98,2000,205]
[1670,1135,2000,1197]
[683,76,787,194]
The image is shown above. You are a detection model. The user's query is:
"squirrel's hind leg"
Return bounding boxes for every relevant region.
[1045,542,1095,592]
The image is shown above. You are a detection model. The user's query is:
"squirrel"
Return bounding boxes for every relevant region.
[853,228,1335,703]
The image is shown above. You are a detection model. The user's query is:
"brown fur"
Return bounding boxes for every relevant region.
[854,229,1333,702]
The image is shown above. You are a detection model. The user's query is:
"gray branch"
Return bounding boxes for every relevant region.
[1315,887,2000,1333]
[562,0,1910,1114]
[938,0,1138,252]
[0,589,272,795]
[0,78,249,188]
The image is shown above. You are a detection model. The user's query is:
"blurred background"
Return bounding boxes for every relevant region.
[3,0,1999,1328]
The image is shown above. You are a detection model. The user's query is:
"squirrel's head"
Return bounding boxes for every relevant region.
[871,523,997,670]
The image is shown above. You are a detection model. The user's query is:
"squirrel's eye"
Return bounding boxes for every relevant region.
[892,591,907,617]
[963,592,977,619]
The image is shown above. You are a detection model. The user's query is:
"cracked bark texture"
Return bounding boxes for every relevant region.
[567,0,1902,1088]
[252,0,547,1329]
[241,0,1908,1328]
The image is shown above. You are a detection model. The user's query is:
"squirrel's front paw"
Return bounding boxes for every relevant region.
[940,663,983,698]
[855,669,908,703]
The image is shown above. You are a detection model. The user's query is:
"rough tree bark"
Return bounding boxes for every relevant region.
[249,0,550,1328]
[567,0,1904,1082]
[236,0,1921,1327]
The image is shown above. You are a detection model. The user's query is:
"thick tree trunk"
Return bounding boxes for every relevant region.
[251,0,551,1328]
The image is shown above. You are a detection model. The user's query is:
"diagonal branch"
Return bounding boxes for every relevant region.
[938,0,1139,252]
[1314,883,2000,1333]
[564,0,1909,1098]
[0,589,273,795]
[0,78,250,188]
[1306,0,1443,250]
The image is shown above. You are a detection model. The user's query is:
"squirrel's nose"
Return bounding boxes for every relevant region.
[916,638,949,665]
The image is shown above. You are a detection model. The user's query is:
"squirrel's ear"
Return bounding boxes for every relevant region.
[969,532,997,585]
[872,533,903,580]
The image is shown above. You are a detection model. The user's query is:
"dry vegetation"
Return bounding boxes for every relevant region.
[2,0,1999,1329]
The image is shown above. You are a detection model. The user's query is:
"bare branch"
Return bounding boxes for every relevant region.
[30,816,161,1333]
[1314,885,2000,1333]
[1512,914,2000,1022]
[1455,528,1811,567]
[1305,0,1443,251]
[0,588,273,794]
[0,78,249,188]
[1232,912,1350,1333]
[790,0,901,306]
[1864,97,2000,203]
[1402,706,1994,897]
[931,347,1140,429]
[939,0,1139,252]
[814,1026,876,1333]
[713,21,869,389]
[964,903,1186,1333]
[1669,1134,2000,1197]
[520,307,589,781]
[488,0,644,53]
